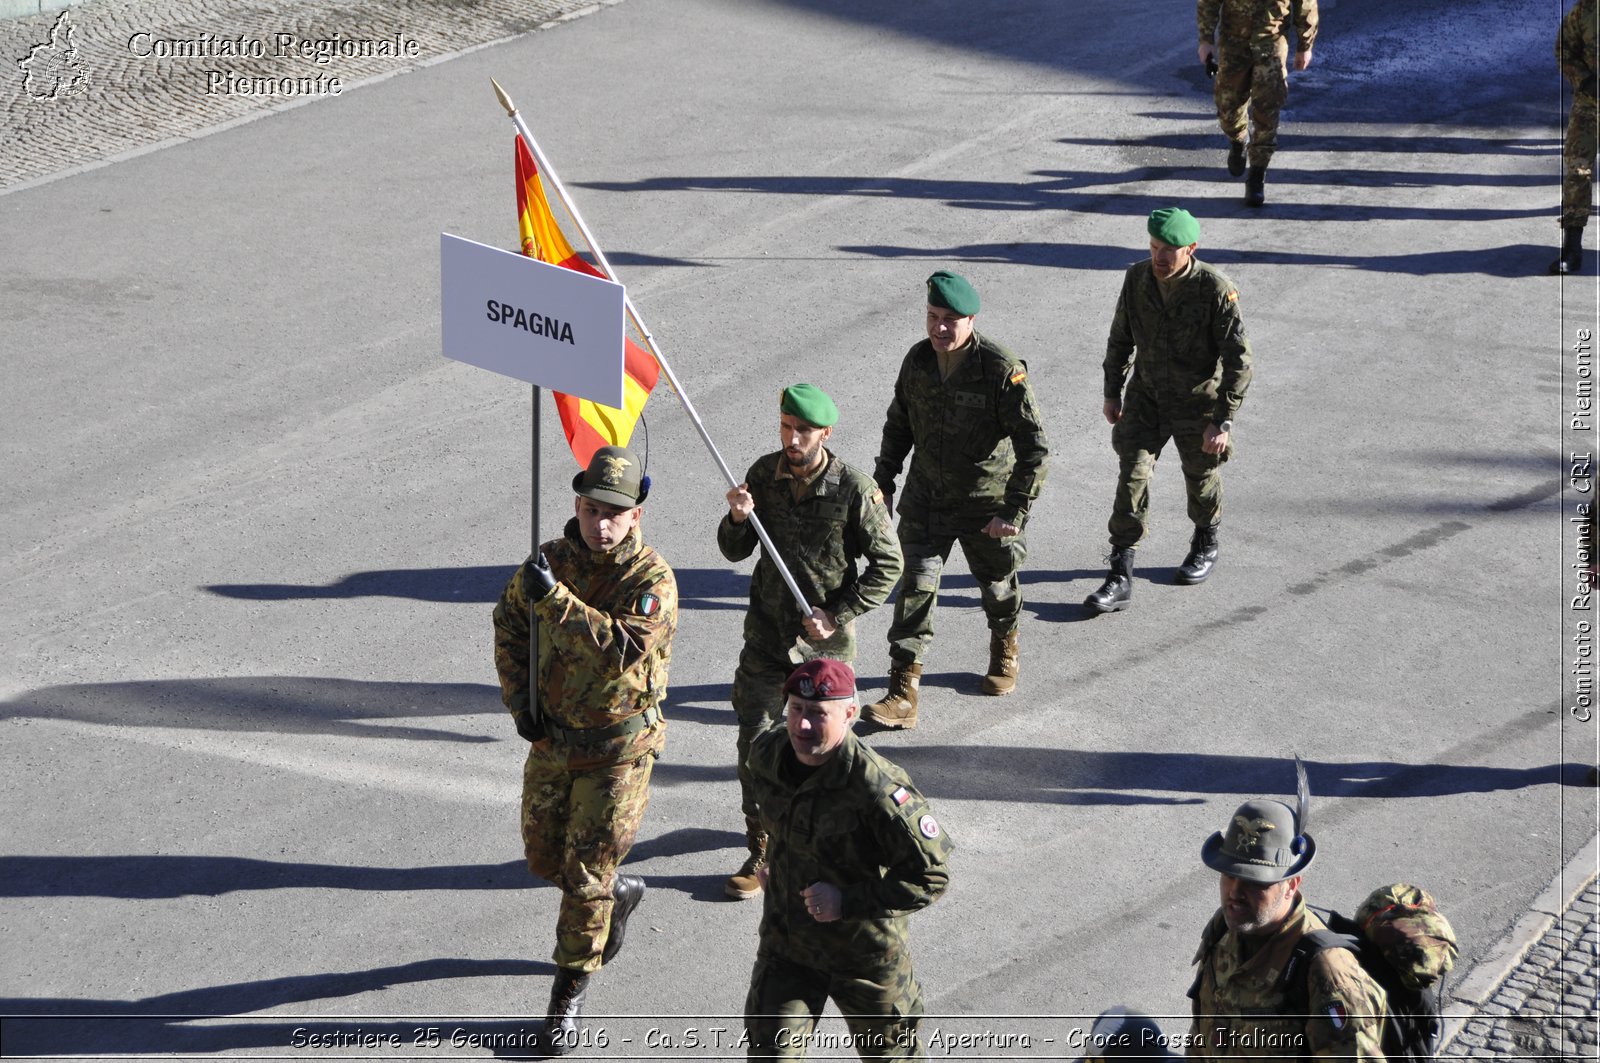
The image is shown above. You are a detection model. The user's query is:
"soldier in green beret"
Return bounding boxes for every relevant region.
[1552,0,1598,274]
[865,271,1050,730]
[492,445,677,1054]
[718,384,903,900]
[1198,0,1318,205]
[743,659,951,1060]
[1188,786,1388,1060]
[1085,210,1252,615]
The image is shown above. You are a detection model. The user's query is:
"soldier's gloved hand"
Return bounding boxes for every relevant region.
[526,552,558,602]
[511,708,546,743]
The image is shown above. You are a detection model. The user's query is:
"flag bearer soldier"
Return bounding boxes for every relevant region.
[719,384,903,900]
[865,271,1049,730]
[493,446,676,1055]
[744,659,951,1060]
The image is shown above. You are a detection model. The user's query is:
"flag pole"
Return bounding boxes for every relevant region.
[529,383,541,726]
[493,79,815,622]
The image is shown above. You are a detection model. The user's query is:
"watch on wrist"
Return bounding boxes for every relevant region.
[1216,419,1234,434]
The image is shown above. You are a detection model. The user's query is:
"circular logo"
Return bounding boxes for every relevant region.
[918,814,940,839]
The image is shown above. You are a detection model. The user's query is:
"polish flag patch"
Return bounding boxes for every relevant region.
[891,787,910,806]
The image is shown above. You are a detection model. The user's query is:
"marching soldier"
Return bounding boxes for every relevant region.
[866,271,1049,729]
[1553,0,1598,274]
[492,446,677,1055]
[719,384,902,900]
[1198,0,1319,206]
[744,659,951,1060]
[1086,209,1252,614]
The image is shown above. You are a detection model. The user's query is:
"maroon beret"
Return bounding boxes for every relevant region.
[782,659,857,701]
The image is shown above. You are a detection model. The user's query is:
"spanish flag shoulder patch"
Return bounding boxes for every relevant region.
[1009,367,1027,385]
[1225,290,1239,303]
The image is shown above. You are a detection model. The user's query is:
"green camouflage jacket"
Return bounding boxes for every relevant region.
[1200,0,1319,51]
[718,449,903,662]
[1188,897,1388,1060]
[1104,258,1253,426]
[873,331,1049,527]
[492,518,676,767]
[1559,0,1598,94]
[748,725,951,971]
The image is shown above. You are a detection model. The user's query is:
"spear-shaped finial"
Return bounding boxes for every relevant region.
[491,78,517,117]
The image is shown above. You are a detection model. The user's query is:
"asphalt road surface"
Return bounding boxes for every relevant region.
[2,0,1595,1057]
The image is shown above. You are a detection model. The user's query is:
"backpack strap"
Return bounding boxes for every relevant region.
[1187,914,1229,1003]
[1280,928,1361,1016]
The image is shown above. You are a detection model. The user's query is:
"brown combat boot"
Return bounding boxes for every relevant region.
[981,629,1019,696]
[862,661,921,730]
[724,830,766,901]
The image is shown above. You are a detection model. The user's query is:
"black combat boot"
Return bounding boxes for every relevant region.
[540,967,591,1056]
[1244,166,1266,207]
[1084,548,1135,614]
[1551,225,1585,275]
[1175,525,1220,585]
[601,874,645,964]
[1227,138,1246,177]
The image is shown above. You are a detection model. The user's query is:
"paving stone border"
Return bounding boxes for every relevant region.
[1442,833,1599,1060]
[1,0,626,191]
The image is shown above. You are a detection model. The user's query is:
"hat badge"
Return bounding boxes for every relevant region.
[1233,815,1275,850]
[598,454,631,487]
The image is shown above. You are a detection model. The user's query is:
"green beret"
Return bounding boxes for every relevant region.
[1148,207,1200,248]
[779,383,838,428]
[925,270,980,316]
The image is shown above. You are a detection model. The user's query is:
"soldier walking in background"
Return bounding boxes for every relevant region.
[718,384,902,901]
[492,446,677,1055]
[1553,0,1598,274]
[865,271,1049,730]
[744,659,951,1060]
[1086,209,1252,615]
[1198,0,1319,206]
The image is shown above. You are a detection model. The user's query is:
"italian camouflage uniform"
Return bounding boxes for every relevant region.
[744,726,952,1060]
[493,518,677,974]
[1188,896,1388,1061]
[1102,259,1252,549]
[719,450,903,845]
[1560,0,1598,229]
[873,331,1049,664]
[1201,0,1318,168]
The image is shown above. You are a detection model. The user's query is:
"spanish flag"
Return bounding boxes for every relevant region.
[515,134,659,467]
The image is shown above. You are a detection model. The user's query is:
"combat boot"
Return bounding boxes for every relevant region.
[1227,138,1246,177]
[980,629,1020,696]
[1244,166,1266,207]
[601,874,645,964]
[540,967,591,1056]
[724,828,766,901]
[1175,525,1220,585]
[862,661,921,730]
[1084,548,1135,614]
[1551,225,1585,275]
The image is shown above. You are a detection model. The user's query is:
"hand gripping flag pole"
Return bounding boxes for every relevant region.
[492,79,816,626]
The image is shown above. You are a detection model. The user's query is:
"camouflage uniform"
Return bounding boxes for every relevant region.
[493,518,677,974]
[1560,0,1599,229]
[873,331,1049,664]
[1102,259,1252,549]
[719,449,903,844]
[744,725,952,1060]
[1200,0,1318,168]
[1188,896,1388,1061]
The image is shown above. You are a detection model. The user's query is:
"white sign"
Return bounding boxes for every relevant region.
[440,233,626,407]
